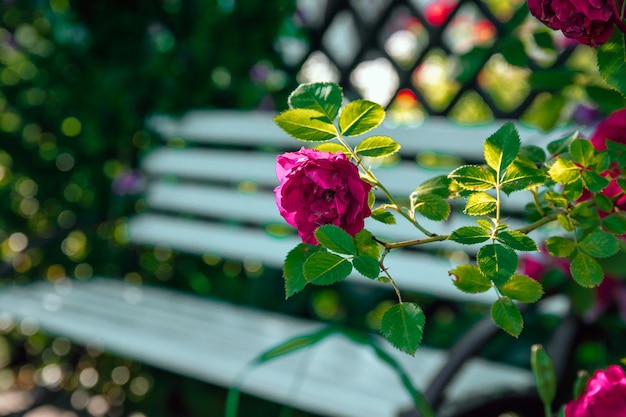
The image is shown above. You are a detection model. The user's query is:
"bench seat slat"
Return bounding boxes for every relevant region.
[0,279,533,417]
[146,111,570,160]
[128,213,499,303]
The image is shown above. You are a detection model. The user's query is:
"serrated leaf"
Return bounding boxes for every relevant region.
[491,297,523,337]
[597,30,626,98]
[355,229,380,259]
[339,100,385,136]
[545,236,576,257]
[448,165,496,191]
[283,243,322,298]
[562,178,583,201]
[548,158,581,185]
[315,142,349,154]
[476,219,493,231]
[353,255,380,279]
[595,193,615,213]
[484,122,521,173]
[288,82,343,121]
[449,226,491,245]
[498,274,543,303]
[496,230,538,252]
[570,252,604,287]
[581,170,610,193]
[464,192,497,216]
[274,109,337,142]
[371,207,396,224]
[413,175,452,198]
[547,131,578,156]
[449,264,492,293]
[380,303,425,355]
[557,214,575,231]
[414,194,451,221]
[603,215,626,234]
[501,161,547,194]
[578,230,619,258]
[477,244,518,286]
[355,135,400,157]
[303,252,352,285]
[315,224,357,255]
[570,139,595,168]
[519,145,546,163]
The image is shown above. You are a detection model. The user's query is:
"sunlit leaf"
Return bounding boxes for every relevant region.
[449,264,492,293]
[545,236,576,258]
[477,244,518,286]
[448,165,496,191]
[501,162,547,194]
[578,230,619,258]
[464,192,496,216]
[274,109,337,141]
[413,175,452,198]
[355,229,380,259]
[355,135,400,157]
[498,274,543,303]
[496,230,538,252]
[315,224,357,255]
[570,252,604,287]
[339,100,385,136]
[449,226,491,245]
[484,122,520,173]
[371,207,396,224]
[548,158,581,185]
[570,139,595,168]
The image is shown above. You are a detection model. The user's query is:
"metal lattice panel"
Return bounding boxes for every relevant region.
[280,0,580,122]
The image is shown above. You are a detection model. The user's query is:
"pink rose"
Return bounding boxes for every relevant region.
[274,147,371,245]
[565,365,626,416]
[528,0,617,46]
[590,108,626,150]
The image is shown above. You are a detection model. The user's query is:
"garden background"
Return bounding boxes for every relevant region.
[0,0,625,416]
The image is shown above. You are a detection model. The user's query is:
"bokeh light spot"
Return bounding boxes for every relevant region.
[61,117,81,137]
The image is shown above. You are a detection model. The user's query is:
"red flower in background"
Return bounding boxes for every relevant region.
[527,0,618,46]
[565,365,626,416]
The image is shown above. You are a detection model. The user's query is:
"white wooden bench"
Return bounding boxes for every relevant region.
[0,111,572,417]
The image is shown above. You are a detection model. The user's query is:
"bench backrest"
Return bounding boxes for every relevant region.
[134,110,570,303]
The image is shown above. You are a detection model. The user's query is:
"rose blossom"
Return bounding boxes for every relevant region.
[590,108,626,151]
[565,365,626,416]
[527,0,617,46]
[274,147,372,245]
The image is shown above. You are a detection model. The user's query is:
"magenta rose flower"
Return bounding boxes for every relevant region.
[590,108,626,150]
[565,365,626,416]
[274,147,372,245]
[528,0,617,46]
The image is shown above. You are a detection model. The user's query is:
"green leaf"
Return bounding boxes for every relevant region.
[500,36,529,67]
[484,122,521,173]
[586,85,626,114]
[595,193,614,213]
[449,226,491,245]
[371,207,396,224]
[532,31,554,49]
[274,109,337,142]
[578,230,619,258]
[501,161,547,194]
[581,170,610,193]
[522,93,566,131]
[288,82,343,122]
[529,69,576,91]
[562,178,583,201]
[355,229,380,259]
[413,175,451,198]
[557,214,575,232]
[353,255,380,279]
[339,100,385,136]
[413,194,451,221]
[491,297,523,337]
[254,326,336,363]
[597,30,626,97]
[315,224,357,255]
[570,252,604,287]
[303,252,352,285]
[531,344,557,409]
[380,303,425,355]
[476,219,493,231]
[355,135,400,157]
[548,158,581,185]
[498,274,543,303]
[603,214,626,234]
[570,139,595,168]
[449,264,492,293]
[477,244,518,286]
[283,243,321,298]
[547,131,578,156]
[545,236,576,258]
[315,142,348,154]
[519,145,546,164]
[448,165,496,191]
[464,192,497,216]
[496,230,538,252]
